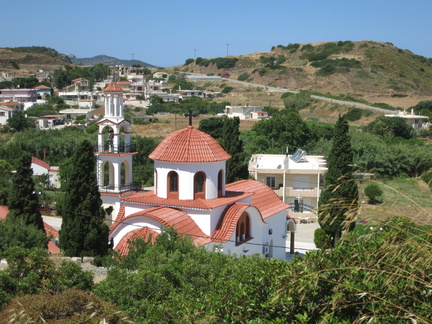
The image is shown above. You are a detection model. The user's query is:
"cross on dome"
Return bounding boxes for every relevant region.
[184,108,195,126]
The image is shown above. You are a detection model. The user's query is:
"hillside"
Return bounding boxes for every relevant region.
[0,47,71,76]
[0,47,154,77]
[179,40,432,107]
[69,54,154,67]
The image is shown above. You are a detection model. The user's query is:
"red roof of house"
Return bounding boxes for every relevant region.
[104,82,124,93]
[226,179,290,219]
[32,157,50,171]
[0,105,14,112]
[0,205,9,220]
[0,102,19,106]
[114,227,158,256]
[149,126,231,163]
[34,85,51,90]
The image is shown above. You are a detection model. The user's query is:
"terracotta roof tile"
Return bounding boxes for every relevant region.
[226,179,290,218]
[212,203,250,243]
[48,241,60,255]
[32,156,50,171]
[149,126,230,163]
[44,222,58,238]
[123,207,211,246]
[0,205,9,220]
[104,82,124,93]
[115,227,158,256]
[34,85,51,89]
[110,204,126,230]
[121,190,253,211]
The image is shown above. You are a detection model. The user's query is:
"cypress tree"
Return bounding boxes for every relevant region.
[220,117,249,183]
[318,115,358,246]
[59,140,109,257]
[7,154,44,232]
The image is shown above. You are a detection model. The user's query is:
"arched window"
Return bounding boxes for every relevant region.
[194,172,206,199]
[218,169,223,197]
[168,171,179,199]
[236,212,251,245]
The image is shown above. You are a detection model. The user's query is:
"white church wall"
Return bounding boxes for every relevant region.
[154,161,225,200]
[262,210,288,259]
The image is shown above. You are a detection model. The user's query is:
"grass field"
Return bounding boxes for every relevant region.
[357,177,432,226]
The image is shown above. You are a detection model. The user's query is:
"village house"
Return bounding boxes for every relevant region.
[31,157,60,189]
[96,82,297,259]
[248,150,327,221]
[385,109,429,129]
[58,78,99,105]
[0,105,15,125]
[1,88,38,103]
[34,85,52,98]
[222,105,269,120]
[36,114,65,129]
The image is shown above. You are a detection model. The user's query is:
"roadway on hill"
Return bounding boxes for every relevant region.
[223,78,395,114]
[185,74,394,114]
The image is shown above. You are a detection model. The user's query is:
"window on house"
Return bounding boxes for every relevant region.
[194,172,205,199]
[236,212,251,245]
[266,176,276,188]
[0,112,5,116]
[168,171,179,199]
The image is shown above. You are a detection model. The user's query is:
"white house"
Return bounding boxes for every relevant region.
[31,157,60,188]
[249,150,327,219]
[222,105,268,120]
[385,109,429,129]
[0,105,15,125]
[97,82,296,259]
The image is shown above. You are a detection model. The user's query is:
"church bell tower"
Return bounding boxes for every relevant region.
[94,82,137,221]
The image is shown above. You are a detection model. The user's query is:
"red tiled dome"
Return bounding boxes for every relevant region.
[104,82,124,92]
[149,126,231,163]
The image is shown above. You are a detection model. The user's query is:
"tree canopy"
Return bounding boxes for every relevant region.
[220,117,249,183]
[59,140,109,257]
[7,154,44,232]
[318,115,358,246]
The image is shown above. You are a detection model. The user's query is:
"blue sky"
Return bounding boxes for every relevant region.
[2,0,431,67]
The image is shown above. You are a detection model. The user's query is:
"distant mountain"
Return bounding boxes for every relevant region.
[69,54,154,67]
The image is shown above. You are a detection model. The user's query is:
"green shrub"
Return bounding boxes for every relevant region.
[420,169,432,191]
[343,108,363,122]
[364,183,383,203]
[221,86,233,94]
[301,44,314,52]
[184,58,194,65]
[314,228,331,249]
[237,72,249,81]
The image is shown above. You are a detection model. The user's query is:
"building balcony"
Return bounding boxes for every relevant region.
[275,187,320,198]
[99,181,141,193]
[95,142,136,154]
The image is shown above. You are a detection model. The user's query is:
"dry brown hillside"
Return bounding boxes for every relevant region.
[178,40,432,108]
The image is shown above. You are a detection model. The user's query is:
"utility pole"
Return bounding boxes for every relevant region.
[194,49,197,60]
[226,43,230,57]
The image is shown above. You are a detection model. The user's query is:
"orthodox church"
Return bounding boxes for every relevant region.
[96,82,296,259]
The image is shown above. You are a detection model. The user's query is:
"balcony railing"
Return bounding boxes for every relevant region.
[99,181,141,193]
[95,142,136,154]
